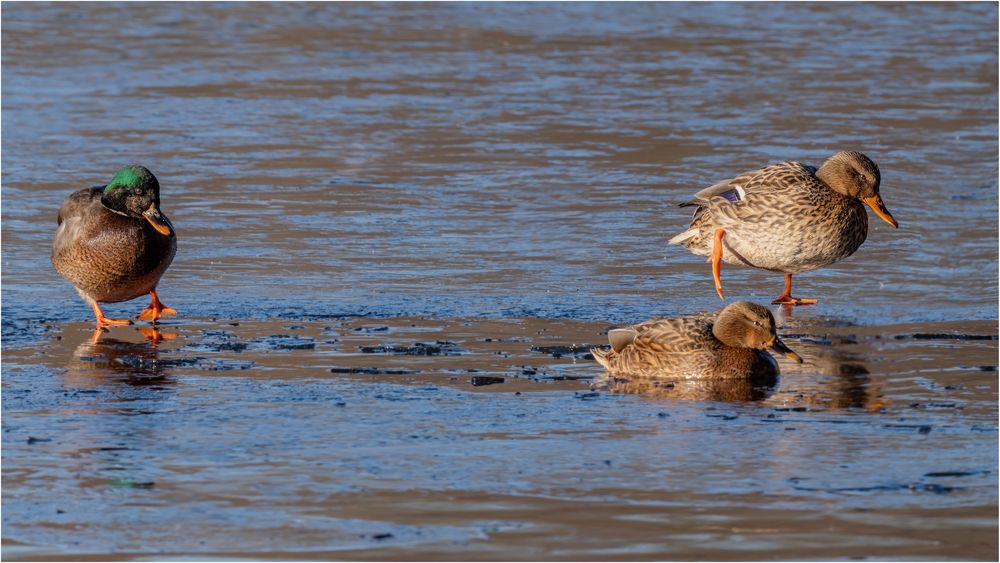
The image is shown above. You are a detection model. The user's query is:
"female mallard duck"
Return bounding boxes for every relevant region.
[669,151,898,305]
[52,165,177,326]
[591,301,801,379]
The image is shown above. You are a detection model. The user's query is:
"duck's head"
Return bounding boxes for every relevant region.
[101,165,174,236]
[713,301,802,363]
[816,150,897,228]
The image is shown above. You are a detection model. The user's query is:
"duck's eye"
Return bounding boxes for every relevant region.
[132,189,142,196]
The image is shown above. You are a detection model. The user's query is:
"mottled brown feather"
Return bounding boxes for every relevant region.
[591,302,786,380]
[671,155,876,274]
[52,187,176,304]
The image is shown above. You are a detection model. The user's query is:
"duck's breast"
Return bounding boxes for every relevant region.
[714,347,780,378]
[53,203,176,303]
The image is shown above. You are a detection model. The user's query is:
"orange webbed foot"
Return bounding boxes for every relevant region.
[137,305,177,322]
[99,317,135,325]
[771,296,819,306]
[91,302,133,326]
[772,274,817,306]
[137,289,177,323]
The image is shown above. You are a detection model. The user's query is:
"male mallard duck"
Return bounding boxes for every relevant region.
[669,151,898,305]
[591,301,801,379]
[52,165,177,326]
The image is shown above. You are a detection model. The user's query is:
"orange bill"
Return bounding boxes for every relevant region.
[143,203,174,236]
[768,335,803,364]
[862,195,898,228]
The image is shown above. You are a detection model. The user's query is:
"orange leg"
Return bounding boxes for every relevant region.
[137,288,178,322]
[91,301,133,326]
[710,228,725,301]
[771,273,818,306]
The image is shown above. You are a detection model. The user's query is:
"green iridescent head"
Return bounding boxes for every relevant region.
[101,165,173,236]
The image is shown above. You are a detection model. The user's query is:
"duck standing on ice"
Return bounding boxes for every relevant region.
[669,151,898,305]
[52,165,177,326]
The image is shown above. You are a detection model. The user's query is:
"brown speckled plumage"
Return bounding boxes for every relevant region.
[670,152,894,274]
[51,166,176,322]
[591,301,800,380]
[53,187,175,302]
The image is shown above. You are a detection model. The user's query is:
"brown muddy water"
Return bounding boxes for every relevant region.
[2,2,998,561]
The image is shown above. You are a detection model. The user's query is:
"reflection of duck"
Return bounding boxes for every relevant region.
[64,328,174,387]
[591,301,801,380]
[597,372,778,403]
[669,151,898,305]
[52,165,177,326]
[764,336,880,411]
